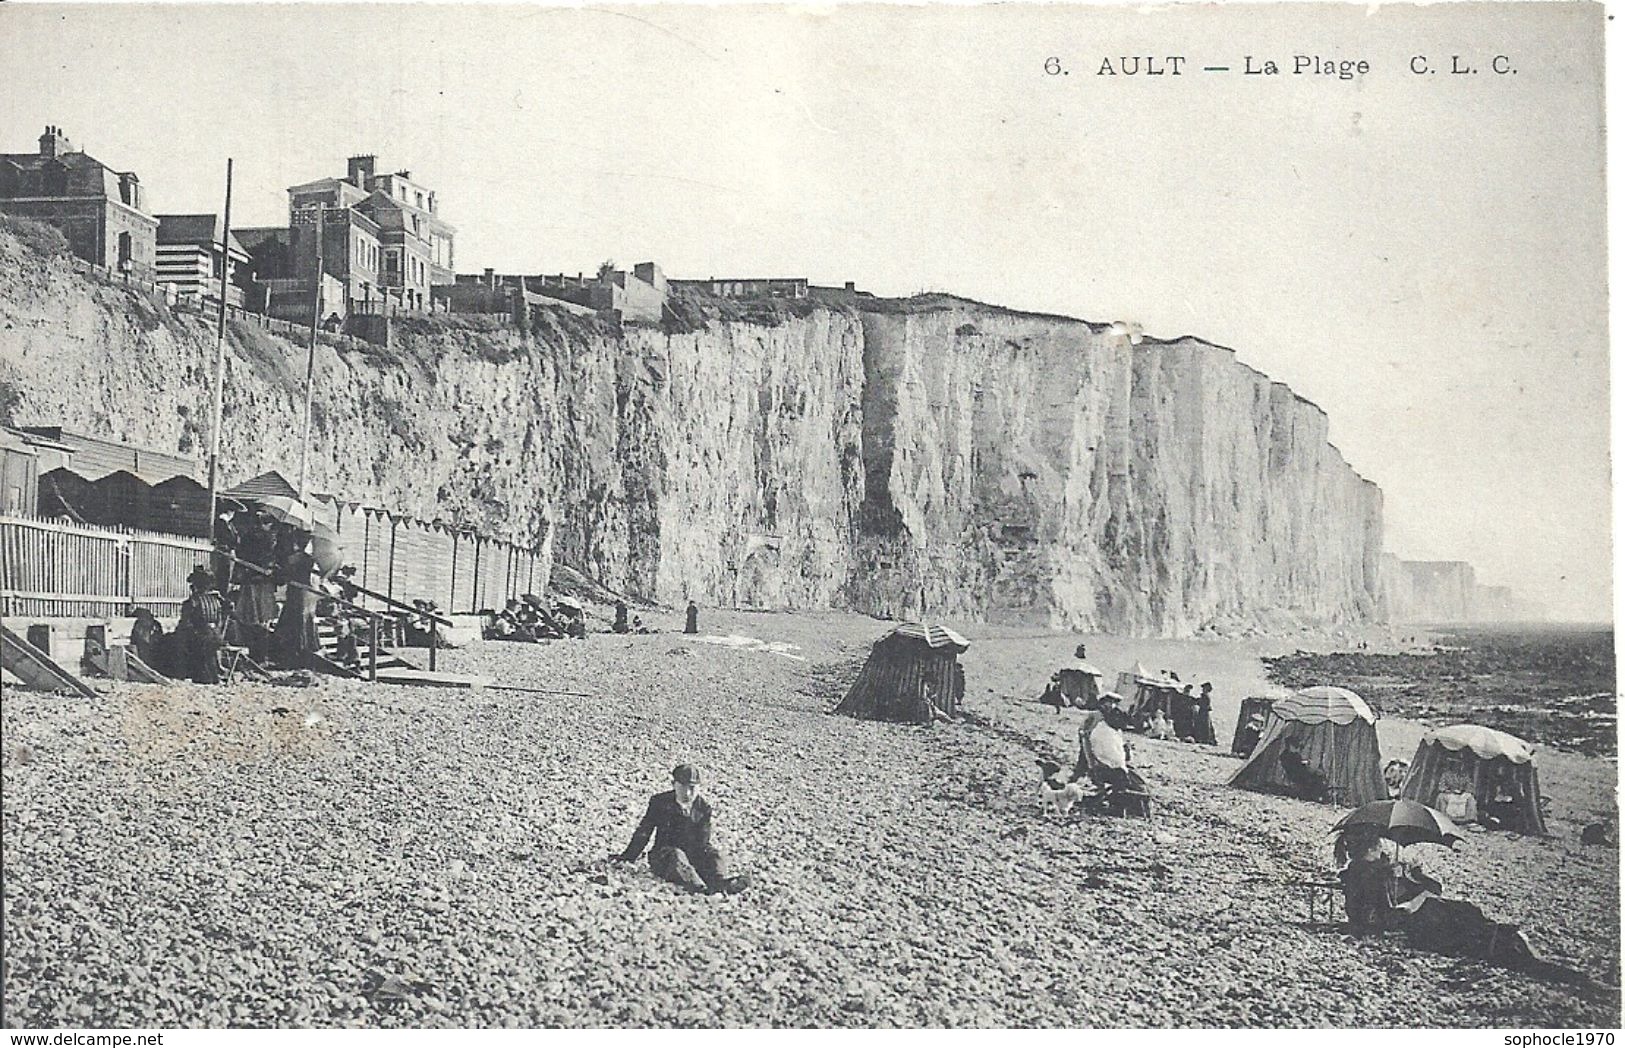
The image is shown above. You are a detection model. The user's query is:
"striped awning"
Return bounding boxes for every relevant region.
[887,622,970,651]
[1273,686,1376,726]
[1424,724,1536,765]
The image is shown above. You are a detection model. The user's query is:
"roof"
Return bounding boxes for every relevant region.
[222,470,300,500]
[885,622,969,652]
[18,426,198,484]
[234,226,291,251]
[155,214,248,257]
[1273,686,1376,726]
[1423,724,1536,765]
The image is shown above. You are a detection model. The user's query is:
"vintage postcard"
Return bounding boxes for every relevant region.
[0,0,1615,1033]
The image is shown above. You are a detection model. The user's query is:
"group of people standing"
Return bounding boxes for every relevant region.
[127,505,324,683]
[1139,678,1219,746]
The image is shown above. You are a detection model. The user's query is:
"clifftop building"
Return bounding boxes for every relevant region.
[0,126,158,279]
[244,153,455,321]
[155,213,250,307]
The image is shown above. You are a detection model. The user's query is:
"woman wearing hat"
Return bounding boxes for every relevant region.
[176,567,228,683]
[272,530,320,669]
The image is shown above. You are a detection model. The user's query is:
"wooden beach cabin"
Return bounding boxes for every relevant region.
[835,622,969,724]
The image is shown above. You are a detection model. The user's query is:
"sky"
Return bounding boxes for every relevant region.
[0,2,1611,620]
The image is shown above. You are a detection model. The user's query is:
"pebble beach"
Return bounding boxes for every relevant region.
[3,610,1618,1028]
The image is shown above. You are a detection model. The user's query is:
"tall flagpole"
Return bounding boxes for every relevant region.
[299,205,323,500]
[205,157,234,545]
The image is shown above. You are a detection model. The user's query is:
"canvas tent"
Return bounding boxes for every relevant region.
[835,622,969,724]
[1227,686,1386,807]
[1054,658,1105,707]
[1231,696,1277,756]
[1400,725,1549,836]
[1115,662,1181,722]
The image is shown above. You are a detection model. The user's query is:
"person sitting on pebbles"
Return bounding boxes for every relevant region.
[611,764,751,895]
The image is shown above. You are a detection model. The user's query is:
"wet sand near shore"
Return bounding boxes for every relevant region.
[3,610,1617,1027]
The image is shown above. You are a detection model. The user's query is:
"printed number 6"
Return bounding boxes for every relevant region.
[1044,57,1064,75]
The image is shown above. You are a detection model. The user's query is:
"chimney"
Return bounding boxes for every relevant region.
[484,267,496,290]
[347,155,377,189]
[38,125,74,158]
[844,281,856,292]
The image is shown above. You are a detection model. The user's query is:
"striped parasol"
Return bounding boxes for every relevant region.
[888,622,970,651]
[1273,685,1376,726]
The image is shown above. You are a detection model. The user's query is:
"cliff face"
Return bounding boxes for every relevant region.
[0,223,1386,635]
[844,307,1384,632]
[1378,556,1545,624]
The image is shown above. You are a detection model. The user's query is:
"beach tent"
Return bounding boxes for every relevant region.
[1116,663,1181,723]
[1231,696,1277,756]
[1228,686,1386,807]
[835,622,969,724]
[1055,658,1105,707]
[1400,725,1548,836]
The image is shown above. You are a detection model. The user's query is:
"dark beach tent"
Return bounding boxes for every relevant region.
[1400,725,1549,836]
[835,622,969,724]
[1228,686,1387,807]
[1231,696,1277,756]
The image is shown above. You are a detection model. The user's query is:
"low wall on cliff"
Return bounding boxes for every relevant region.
[0,221,1389,636]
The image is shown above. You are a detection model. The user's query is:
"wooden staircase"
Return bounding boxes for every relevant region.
[1,624,96,697]
[312,620,490,689]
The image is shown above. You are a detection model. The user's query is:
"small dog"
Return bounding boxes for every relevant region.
[1037,759,1087,816]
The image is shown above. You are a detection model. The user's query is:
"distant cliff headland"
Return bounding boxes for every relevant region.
[0,219,1527,635]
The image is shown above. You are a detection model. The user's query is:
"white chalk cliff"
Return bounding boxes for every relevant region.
[2,223,1397,635]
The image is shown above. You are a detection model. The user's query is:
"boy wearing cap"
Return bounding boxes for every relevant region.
[612,764,750,895]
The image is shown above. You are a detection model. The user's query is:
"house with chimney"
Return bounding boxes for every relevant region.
[0,126,159,278]
[238,154,455,321]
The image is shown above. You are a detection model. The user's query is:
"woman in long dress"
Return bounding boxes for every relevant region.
[273,531,321,668]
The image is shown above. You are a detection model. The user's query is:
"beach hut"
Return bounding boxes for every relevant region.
[1228,686,1386,807]
[1231,696,1277,756]
[1115,662,1180,723]
[835,622,969,724]
[1400,725,1549,836]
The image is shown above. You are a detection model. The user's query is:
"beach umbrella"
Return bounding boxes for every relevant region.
[253,494,315,530]
[1275,686,1377,725]
[553,595,584,612]
[1332,799,1463,848]
[310,520,348,577]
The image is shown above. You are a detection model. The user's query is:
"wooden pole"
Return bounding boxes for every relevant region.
[205,158,234,544]
[299,205,323,499]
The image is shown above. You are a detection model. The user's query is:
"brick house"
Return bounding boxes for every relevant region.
[0,126,159,278]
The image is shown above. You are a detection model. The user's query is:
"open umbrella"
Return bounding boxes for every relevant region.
[553,595,584,612]
[253,494,314,530]
[1332,799,1463,848]
[310,520,348,577]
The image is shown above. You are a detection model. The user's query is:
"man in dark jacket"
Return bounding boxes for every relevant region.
[612,764,750,894]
